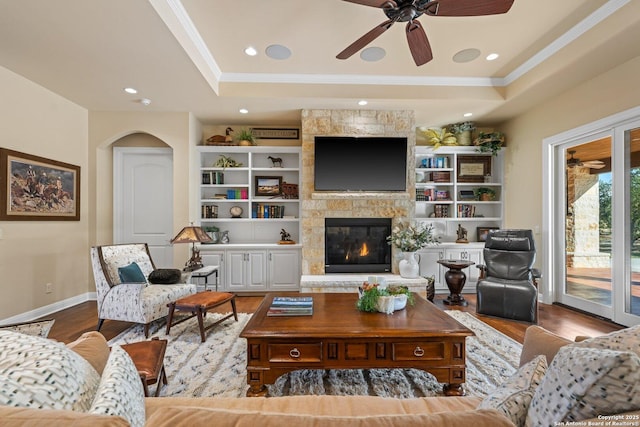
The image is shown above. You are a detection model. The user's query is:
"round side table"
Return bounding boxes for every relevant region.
[437,259,475,306]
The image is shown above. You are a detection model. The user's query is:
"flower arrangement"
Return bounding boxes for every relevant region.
[387,221,439,252]
[357,283,414,313]
[448,121,476,134]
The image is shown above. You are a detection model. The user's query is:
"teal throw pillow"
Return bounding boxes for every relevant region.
[117,262,147,283]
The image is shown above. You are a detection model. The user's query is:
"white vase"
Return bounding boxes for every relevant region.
[399,252,420,279]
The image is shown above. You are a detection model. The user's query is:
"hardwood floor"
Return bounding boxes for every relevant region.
[44,293,624,345]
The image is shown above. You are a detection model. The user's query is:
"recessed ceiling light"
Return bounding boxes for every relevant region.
[140,98,151,106]
[124,87,137,94]
[452,48,481,63]
[244,46,258,56]
[360,47,386,62]
[239,108,249,114]
[463,113,473,117]
[265,44,291,60]
[358,100,368,106]
[486,53,499,61]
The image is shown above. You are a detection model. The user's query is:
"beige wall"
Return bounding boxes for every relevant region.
[0,66,89,320]
[500,55,640,290]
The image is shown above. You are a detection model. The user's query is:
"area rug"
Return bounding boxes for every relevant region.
[108,310,521,399]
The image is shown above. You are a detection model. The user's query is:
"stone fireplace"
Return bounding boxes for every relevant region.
[300,109,416,275]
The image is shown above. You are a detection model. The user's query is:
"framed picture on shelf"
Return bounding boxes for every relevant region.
[0,148,80,221]
[457,156,491,183]
[477,227,499,242]
[255,176,282,196]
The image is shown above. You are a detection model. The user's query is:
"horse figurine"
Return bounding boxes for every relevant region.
[268,156,283,167]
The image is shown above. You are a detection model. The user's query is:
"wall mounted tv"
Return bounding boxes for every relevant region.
[314,136,408,192]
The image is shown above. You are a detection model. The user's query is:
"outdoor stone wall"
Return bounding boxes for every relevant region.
[566,166,610,268]
[300,109,415,275]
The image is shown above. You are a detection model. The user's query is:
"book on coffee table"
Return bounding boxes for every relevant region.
[267,296,313,316]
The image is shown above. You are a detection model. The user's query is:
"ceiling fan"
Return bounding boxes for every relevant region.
[336,0,515,66]
[566,150,606,169]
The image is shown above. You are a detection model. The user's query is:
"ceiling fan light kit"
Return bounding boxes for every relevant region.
[338,0,515,66]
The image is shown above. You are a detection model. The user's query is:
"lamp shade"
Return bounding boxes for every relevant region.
[170,225,213,244]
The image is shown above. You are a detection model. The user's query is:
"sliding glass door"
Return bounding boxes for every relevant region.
[558,136,613,318]
[546,110,640,326]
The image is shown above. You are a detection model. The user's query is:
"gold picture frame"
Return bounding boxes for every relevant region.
[0,148,80,220]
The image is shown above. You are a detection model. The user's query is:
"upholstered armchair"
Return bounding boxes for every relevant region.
[476,229,540,323]
[91,243,196,337]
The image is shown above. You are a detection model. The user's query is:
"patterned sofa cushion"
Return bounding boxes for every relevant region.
[0,330,100,412]
[478,355,547,427]
[89,345,146,427]
[526,345,640,426]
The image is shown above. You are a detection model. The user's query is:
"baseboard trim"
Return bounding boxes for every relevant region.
[0,292,97,325]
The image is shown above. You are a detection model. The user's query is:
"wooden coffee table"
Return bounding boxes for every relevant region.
[240,292,474,397]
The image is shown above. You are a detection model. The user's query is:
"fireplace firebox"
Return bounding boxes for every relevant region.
[325,218,391,273]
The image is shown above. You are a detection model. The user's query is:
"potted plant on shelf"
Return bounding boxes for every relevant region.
[213,155,243,168]
[236,128,256,146]
[474,131,505,156]
[357,282,414,313]
[449,121,476,146]
[421,128,457,150]
[387,221,439,278]
[475,187,496,201]
[203,226,220,243]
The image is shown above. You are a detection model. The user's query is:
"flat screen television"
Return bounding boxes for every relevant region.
[314,136,407,191]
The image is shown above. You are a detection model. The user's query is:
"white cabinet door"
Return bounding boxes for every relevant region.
[226,250,268,291]
[199,251,224,291]
[417,248,446,291]
[269,249,301,290]
[226,251,247,291]
[247,251,268,291]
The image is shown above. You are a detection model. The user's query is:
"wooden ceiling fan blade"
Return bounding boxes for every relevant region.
[423,0,514,17]
[337,20,394,60]
[406,21,433,66]
[342,0,397,9]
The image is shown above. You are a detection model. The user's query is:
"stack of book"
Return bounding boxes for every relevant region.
[267,296,313,316]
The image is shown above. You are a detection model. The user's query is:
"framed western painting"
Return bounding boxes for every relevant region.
[0,148,80,220]
[255,176,282,196]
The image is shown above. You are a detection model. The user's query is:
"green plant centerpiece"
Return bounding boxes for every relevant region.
[421,128,457,150]
[387,221,439,252]
[474,187,496,201]
[357,282,414,313]
[474,131,505,156]
[236,128,256,146]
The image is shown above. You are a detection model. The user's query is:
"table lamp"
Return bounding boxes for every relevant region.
[170,224,213,271]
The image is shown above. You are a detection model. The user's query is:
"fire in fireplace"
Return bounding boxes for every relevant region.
[325,218,391,273]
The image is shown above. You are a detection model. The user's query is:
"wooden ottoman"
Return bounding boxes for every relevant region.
[120,337,168,397]
[166,291,238,342]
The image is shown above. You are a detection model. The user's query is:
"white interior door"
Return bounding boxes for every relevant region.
[113,147,173,267]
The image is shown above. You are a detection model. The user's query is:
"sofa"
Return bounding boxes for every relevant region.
[0,325,639,427]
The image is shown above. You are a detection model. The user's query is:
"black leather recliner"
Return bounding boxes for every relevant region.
[476,229,539,323]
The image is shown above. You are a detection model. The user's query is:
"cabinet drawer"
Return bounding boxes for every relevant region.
[268,343,322,363]
[392,342,445,361]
